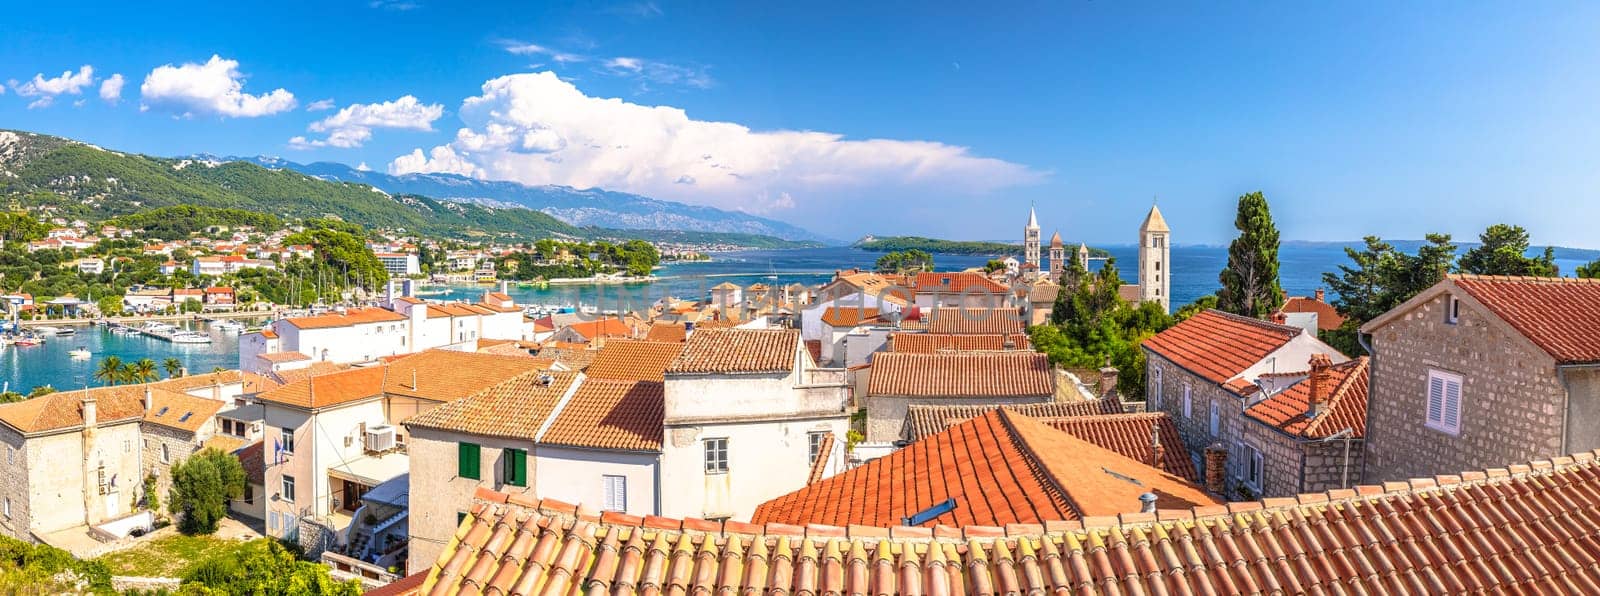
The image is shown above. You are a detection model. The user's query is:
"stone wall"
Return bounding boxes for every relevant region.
[1302,437,1363,493]
[140,424,198,501]
[1144,352,1245,476]
[0,425,31,541]
[1364,293,1566,484]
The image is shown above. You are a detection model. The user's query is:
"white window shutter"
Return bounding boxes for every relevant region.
[1444,378,1461,431]
[1427,376,1445,425]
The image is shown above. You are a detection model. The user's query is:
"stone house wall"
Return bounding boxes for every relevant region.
[140,424,198,501]
[0,426,31,541]
[1144,351,1246,477]
[1364,293,1565,484]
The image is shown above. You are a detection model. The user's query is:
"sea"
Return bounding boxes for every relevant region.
[5,243,1595,394]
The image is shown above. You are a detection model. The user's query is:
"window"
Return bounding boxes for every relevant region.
[161,444,170,464]
[6,447,12,464]
[808,432,829,463]
[281,476,296,503]
[243,483,254,505]
[280,428,295,454]
[704,438,728,474]
[1446,297,1461,324]
[502,448,527,487]
[3,497,8,518]
[1209,402,1220,436]
[1151,368,1162,409]
[602,475,627,511]
[268,512,277,531]
[1182,384,1192,418]
[458,443,482,480]
[1426,369,1464,435]
[1240,443,1264,489]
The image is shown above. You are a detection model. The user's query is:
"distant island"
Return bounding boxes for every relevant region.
[854,235,1111,257]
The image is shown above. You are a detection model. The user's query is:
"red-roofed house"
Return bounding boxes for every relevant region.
[1361,275,1600,484]
[911,271,1012,310]
[863,352,1056,442]
[1142,309,1346,497]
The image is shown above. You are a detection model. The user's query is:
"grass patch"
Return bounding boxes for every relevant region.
[94,533,256,578]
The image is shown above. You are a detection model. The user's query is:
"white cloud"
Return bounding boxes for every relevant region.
[15,65,95,108]
[503,42,586,64]
[370,0,420,10]
[289,95,444,149]
[356,162,372,171]
[306,98,336,111]
[139,55,296,118]
[99,74,125,104]
[0,83,5,95]
[388,72,1042,214]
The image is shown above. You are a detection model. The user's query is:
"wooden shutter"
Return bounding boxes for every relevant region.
[1427,375,1445,426]
[458,443,481,480]
[603,475,626,511]
[1443,377,1461,431]
[505,449,527,487]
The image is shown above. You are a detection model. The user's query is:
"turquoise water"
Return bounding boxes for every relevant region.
[6,244,1592,394]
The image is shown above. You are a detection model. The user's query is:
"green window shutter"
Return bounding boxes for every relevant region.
[458,443,480,479]
[506,449,527,487]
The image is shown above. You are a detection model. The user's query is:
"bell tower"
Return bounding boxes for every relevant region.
[1024,205,1041,272]
[1138,204,1171,313]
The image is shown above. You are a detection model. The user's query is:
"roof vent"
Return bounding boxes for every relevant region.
[1139,492,1158,513]
[536,374,555,386]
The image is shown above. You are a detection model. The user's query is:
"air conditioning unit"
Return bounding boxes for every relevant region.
[365,424,397,452]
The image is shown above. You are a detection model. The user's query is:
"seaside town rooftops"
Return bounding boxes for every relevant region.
[913,271,1009,294]
[381,350,558,402]
[583,340,684,382]
[888,332,1029,353]
[403,371,581,439]
[538,379,664,452]
[1035,412,1198,481]
[924,308,1025,335]
[562,317,634,342]
[751,408,1217,528]
[419,445,1600,596]
[0,386,147,435]
[667,328,801,375]
[819,306,882,328]
[866,352,1052,398]
[643,322,687,343]
[903,398,1124,442]
[1246,356,1371,439]
[281,306,408,330]
[256,351,312,364]
[144,389,227,434]
[1142,308,1303,390]
[1365,274,1600,365]
[1278,290,1347,331]
[256,366,386,410]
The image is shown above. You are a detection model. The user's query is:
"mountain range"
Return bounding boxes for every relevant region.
[212,156,827,243]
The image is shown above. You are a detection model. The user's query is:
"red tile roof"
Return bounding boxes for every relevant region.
[751,409,1217,528]
[255,366,386,409]
[643,322,686,343]
[1142,308,1301,389]
[1036,413,1198,481]
[583,340,684,382]
[0,385,147,434]
[144,389,226,434]
[403,371,581,439]
[1246,356,1370,439]
[889,332,1028,353]
[924,308,1025,335]
[904,398,1125,442]
[539,379,663,451]
[281,307,407,329]
[819,306,881,328]
[562,317,634,341]
[1452,275,1600,364]
[1279,294,1347,331]
[667,328,798,374]
[866,352,1053,398]
[424,448,1600,596]
[913,271,1009,294]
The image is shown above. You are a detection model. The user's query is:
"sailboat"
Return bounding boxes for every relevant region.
[764,260,779,281]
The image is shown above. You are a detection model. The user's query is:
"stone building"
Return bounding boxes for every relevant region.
[1236,355,1370,498]
[0,387,145,542]
[1360,275,1600,484]
[1142,309,1347,498]
[1137,204,1171,313]
[140,388,229,500]
[862,351,1055,443]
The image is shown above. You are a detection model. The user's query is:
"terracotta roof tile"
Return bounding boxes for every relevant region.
[255,366,385,410]
[144,389,226,434]
[913,272,1009,294]
[889,332,1029,353]
[1279,295,1347,331]
[924,308,1026,335]
[1142,308,1302,389]
[539,379,663,451]
[0,385,147,434]
[1451,275,1600,364]
[667,328,799,374]
[256,350,553,409]
[866,352,1053,398]
[1035,413,1198,481]
[904,399,1125,442]
[256,351,311,363]
[423,447,1600,596]
[751,409,1217,528]
[583,340,684,382]
[819,306,882,328]
[403,371,580,438]
[644,322,687,343]
[562,317,634,341]
[1245,356,1370,439]
[281,306,407,329]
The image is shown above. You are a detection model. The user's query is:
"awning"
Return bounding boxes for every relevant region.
[328,454,409,487]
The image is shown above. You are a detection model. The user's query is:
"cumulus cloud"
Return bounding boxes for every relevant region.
[306,98,336,111]
[14,65,95,108]
[99,74,125,104]
[139,55,296,118]
[387,72,1042,214]
[288,95,443,149]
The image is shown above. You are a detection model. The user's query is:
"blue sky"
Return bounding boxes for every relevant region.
[4,2,1600,247]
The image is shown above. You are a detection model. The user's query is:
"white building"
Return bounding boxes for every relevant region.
[191,255,275,277]
[800,271,911,342]
[1138,204,1172,313]
[374,252,420,277]
[659,328,851,521]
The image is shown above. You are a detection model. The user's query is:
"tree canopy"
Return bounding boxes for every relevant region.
[1033,257,1173,398]
[874,249,934,274]
[178,539,362,595]
[168,448,246,535]
[1216,191,1284,318]
[1457,224,1558,276]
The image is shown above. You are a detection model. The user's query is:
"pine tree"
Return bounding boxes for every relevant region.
[1458,224,1557,277]
[1217,191,1285,318]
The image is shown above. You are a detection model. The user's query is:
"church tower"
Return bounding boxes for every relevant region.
[1077,242,1089,270]
[1138,204,1171,313]
[1048,231,1064,281]
[1024,205,1041,272]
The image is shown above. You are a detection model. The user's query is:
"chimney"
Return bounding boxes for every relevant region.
[1147,421,1164,469]
[82,395,97,431]
[500,281,509,295]
[1271,312,1287,325]
[1314,288,1326,302]
[144,386,153,411]
[1099,366,1120,398]
[1138,492,1157,514]
[1203,443,1228,495]
[1307,353,1335,417]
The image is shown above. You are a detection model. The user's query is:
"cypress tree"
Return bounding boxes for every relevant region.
[1217,191,1285,318]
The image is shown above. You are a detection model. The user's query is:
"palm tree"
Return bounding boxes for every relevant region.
[94,356,124,386]
[163,357,184,378]
[129,358,158,384]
